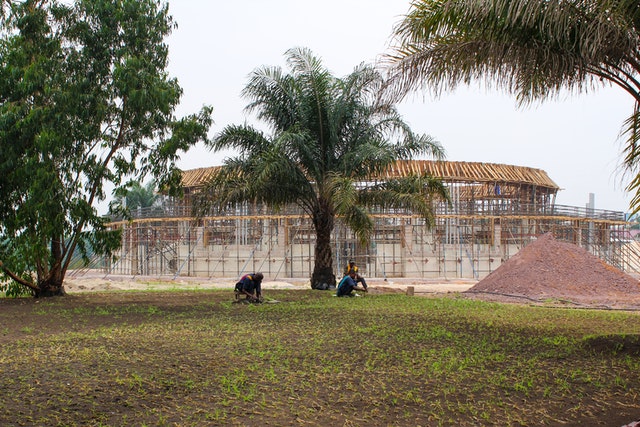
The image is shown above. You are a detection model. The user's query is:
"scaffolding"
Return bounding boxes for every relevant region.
[104,203,632,280]
[104,160,634,280]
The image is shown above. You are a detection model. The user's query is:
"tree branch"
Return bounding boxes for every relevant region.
[0,259,38,291]
[60,97,130,277]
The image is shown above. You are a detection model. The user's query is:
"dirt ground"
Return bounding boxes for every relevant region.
[3,234,640,426]
[2,287,640,426]
[63,272,477,296]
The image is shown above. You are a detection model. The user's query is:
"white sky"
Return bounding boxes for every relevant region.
[165,0,634,213]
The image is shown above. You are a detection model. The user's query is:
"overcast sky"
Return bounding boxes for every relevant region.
[165,0,634,213]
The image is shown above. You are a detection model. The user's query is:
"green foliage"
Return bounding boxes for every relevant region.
[0,279,32,298]
[111,181,159,211]
[199,47,449,288]
[109,180,163,219]
[388,0,640,213]
[0,0,212,296]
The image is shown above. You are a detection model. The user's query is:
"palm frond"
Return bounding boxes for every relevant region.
[387,0,639,104]
[341,204,375,246]
[284,48,333,142]
[359,173,450,227]
[285,47,328,77]
[208,124,270,155]
[622,104,640,172]
[326,174,375,245]
[256,144,317,212]
[394,132,446,161]
[192,159,251,217]
[622,104,640,215]
[326,174,359,214]
[242,66,299,132]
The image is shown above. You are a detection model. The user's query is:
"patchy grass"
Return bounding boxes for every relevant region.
[1,290,639,426]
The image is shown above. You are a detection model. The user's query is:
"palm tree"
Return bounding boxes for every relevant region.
[387,0,640,212]
[199,47,449,289]
[110,180,159,215]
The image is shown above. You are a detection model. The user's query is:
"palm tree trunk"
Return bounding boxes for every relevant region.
[311,201,336,290]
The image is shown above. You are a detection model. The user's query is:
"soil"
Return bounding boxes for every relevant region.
[465,233,640,309]
[2,290,640,426]
[2,234,640,425]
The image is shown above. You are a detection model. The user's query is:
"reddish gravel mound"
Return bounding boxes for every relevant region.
[465,233,640,308]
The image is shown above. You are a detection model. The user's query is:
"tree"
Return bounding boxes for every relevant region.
[110,180,160,213]
[198,47,448,290]
[387,0,640,212]
[0,0,212,297]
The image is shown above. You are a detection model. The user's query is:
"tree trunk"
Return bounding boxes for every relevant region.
[311,200,336,290]
[35,278,66,297]
[35,255,66,298]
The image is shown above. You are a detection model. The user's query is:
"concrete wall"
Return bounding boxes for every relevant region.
[106,213,629,279]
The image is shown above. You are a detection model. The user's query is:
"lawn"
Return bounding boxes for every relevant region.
[1,290,639,426]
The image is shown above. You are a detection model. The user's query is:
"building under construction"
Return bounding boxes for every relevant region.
[104,160,638,280]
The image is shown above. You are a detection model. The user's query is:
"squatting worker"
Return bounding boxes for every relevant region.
[336,270,366,297]
[234,272,264,302]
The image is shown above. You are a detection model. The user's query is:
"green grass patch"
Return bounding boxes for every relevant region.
[0,290,639,426]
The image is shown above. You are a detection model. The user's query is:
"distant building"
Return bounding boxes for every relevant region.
[105,160,636,279]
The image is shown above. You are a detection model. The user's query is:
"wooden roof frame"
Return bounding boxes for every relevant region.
[181,160,559,192]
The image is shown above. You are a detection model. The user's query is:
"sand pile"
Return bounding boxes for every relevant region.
[465,233,640,309]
